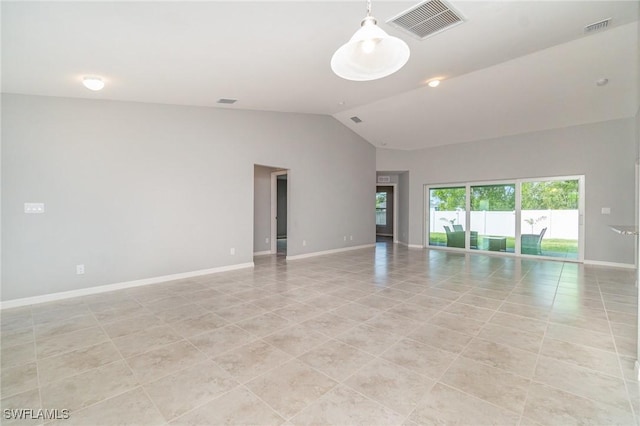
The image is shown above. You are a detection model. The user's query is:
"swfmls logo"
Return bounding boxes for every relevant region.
[3,409,70,420]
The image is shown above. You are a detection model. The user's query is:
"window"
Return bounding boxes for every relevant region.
[428,187,466,248]
[425,176,584,260]
[470,184,515,253]
[376,192,387,226]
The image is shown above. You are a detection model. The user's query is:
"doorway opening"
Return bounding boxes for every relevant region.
[253,165,288,259]
[274,172,288,256]
[376,185,396,243]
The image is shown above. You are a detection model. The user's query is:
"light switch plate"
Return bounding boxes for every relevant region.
[601,207,611,215]
[24,203,45,214]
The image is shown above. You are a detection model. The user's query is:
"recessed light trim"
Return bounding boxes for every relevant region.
[596,78,609,87]
[428,79,441,88]
[82,76,104,91]
[350,116,363,123]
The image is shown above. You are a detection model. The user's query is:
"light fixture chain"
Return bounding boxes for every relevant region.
[366,0,372,17]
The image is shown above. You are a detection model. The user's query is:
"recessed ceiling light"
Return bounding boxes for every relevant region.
[428,79,441,88]
[82,76,104,91]
[596,78,609,86]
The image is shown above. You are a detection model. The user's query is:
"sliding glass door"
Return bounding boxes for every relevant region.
[521,178,580,259]
[470,184,515,253]
[425,176,584,260]
[428,186,466,248]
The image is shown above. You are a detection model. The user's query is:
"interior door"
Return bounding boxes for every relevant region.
[376,186,394,237]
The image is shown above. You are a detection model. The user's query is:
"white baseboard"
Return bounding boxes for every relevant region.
[0,262,255,310]
[583,260,636,269]
[286,244,375,261]
[397,241,422,249]
[253,251,271,256]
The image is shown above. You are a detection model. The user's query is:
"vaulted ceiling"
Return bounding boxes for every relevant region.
[2,1,638,150]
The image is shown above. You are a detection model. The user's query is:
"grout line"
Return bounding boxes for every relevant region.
[31,304,44,420]
[515,259,561,425]
[597,270,638,418]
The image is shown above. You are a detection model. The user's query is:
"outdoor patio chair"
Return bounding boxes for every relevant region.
[444,226,478,249]
[452,224,464,232]
[444,226,464,248]
[521,227,547,255]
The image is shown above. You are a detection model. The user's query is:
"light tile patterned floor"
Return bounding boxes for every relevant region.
[1,243,638,425]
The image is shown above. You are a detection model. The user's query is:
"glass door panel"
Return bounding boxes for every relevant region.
[521,179,579,259]
[429,187,467,248]
[470,184,515,252]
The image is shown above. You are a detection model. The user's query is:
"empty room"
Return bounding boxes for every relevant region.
[1,1,639,425]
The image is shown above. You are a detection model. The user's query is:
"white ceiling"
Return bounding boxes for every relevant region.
[2,1,639,150]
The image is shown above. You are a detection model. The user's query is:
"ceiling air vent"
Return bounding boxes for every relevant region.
[350,116,363,123]
[217,98,237,104]
[387,0,465,40]
[584,18,611,34]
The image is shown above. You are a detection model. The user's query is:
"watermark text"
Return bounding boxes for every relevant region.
[3,408,70,420]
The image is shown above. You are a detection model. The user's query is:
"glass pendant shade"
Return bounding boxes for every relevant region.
[331,16,410,81]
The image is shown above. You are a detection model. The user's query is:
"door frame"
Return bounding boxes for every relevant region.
[376,183,398,243]
[271,170,288,254]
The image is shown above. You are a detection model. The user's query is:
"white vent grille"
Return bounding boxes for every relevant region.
[387,0,464,40]
[378,176,391,183]
[217,98,237,104]
[584,18,610,34]
[350,116,363,123]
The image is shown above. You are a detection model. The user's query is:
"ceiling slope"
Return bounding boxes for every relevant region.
[2,1,638,149]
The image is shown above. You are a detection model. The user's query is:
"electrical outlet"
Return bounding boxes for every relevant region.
[302,240,306,246]
[76,264,85,275]
[601,207,611,215]
[265,237,269,244]
[350,235,353,241]
[343,236,347,241]
[230,248,235,255]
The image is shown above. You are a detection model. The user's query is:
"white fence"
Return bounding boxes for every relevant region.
[430,209,578,239]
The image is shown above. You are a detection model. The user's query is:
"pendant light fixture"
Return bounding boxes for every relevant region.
[331,0,410,81]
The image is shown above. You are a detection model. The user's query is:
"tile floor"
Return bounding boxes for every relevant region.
[1,243,638,425]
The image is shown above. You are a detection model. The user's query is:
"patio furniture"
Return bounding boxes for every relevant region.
[452,224,463,232]
[485,236,507,251]
[522,227,547,255]
[444,226,478,249]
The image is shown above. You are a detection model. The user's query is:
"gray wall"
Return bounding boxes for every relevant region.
[253,165,273,253]
[2,94,375,300]
[377,118,637,264]
[398,171,410,245]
